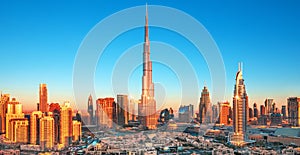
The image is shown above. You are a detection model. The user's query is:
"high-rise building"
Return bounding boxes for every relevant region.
[281,105,287,119]
[96,98,116,128]
[212,104,219,123]
[264,98,274,115]
[199,86,212,124]
[8,118,28,143]
[60,102,73,146]
[5,98,24,139]
[231,63,248,145]
[249,108,253,119]
[253,103,258,118]
[87,95,93,125]
[30,111,43,145]
[0,94,10,133]
[138,5,157,130]
[218,101,230,125]
[287,97,300,127]
[178,104,194,123]
[49,103,61,144]
[39,84,48,112]
[260,105,265,116]
[72,120,81,142]
[117,95,129,127]
[40,116,54,150]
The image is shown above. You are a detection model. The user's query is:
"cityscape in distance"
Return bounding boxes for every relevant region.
[1,1,300,155]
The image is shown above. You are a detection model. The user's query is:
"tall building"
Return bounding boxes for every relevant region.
[49,103,61,144]
[60,102,73,146]
[281,105,287,119]
[231,63,248,145]
[178,104,194,123]
[30,111,43,145]
[264,98,274,115]
[253,103,258,118]
[218,101,230,125]
[249,108,253,119]
[87,94,93,125]
[40,116,54,150]
[0,94,10,133]
[199,86,212,124]
[287,97,300,126]
[138,5,157,130]
[5,98,24,139]
[212,104,219,123]
[117,95,129,127]
[8,118,28,143]
[39,84,48,112]
[260,105,265,116]
[96,98,116,128]
[72,120,81,142]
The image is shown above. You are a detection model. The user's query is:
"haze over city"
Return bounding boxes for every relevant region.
[1,1,299,112]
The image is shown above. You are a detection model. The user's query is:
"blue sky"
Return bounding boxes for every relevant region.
[0,0,299,111]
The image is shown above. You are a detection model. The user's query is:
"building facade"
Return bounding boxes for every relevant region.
[87,94,93,125]
[199,86,212,124]
[287,97,300,126]
[40,116,55,150]
[60,102,73,146]
[219,101,230,125]
[39,83,48,112]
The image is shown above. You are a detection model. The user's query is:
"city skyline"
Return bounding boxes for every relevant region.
[1,1,300,111]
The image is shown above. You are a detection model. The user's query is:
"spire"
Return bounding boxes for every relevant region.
[238,62,243,72]
[144,3,149,43]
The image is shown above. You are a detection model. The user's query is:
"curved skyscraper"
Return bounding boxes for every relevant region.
[231,63,248,146]
[138,5,157,129]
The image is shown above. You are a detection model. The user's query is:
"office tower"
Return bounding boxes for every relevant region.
[287,97,300,126]
[72,120,81,142]
[30,111,43,145]
[218,102,230,125]
[129,99,137,121]
[87,94,93,125]
[39,84,48,112]
[282,105,287,119]
[212,104,219,123]
[96,98,116,128]
[231,63,248,145]
[49,103,60,144]
[199,86,212,124]
[5,98,24,139]
[40,116,54,150]
[253,103,258,118]
[60,102,73,146]
[260,105,265,116]
[8,118,28,143]
[117,95,129,126]
[138,5,157,130]
[178,104,194,123]
[249,108,253,119]
[264,98,274,115]
[270,113,282,126]
[0,94,10,133]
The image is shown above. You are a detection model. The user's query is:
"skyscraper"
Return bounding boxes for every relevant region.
[218,101,230,125]
[39,84,48,112]
[253,103,258,118]
[260,105,265,116]
[117,95,129,127]
[87,94,93,125]
[231,63,248,145]
[40,116,55,150]
[96,98,116,128]
[199,86,212,124]
[287,97,300,127]
[8,118,28,143]
[72,120,81,142]
[281,105,287,119]
[0,94,10,133]
[30,111,43,145]
[178,104,194,123]
[60,102,73,146]
[5,98,24,139]
[139,5,157,129]
[264,98,274,115]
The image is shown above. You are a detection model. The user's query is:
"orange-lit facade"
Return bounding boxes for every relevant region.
[138,5,157,129]
[39,83,48,112]
[60,102,73,146]
[40,116,54,150]
[5,98,24,139]
[30,111,43,144]
[199,86,212,124]
[96,98,116,128]
[72,120,81,142]
[0,94,10,133]
[8,118,28,143]
[117,95,129,126]
[219,101,230,125]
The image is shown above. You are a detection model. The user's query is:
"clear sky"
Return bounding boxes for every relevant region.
[0,0,300,112]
